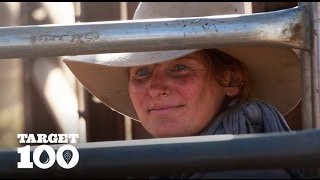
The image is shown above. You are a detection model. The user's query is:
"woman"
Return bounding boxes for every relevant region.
[128,49,249,138]
[64,2,304,179]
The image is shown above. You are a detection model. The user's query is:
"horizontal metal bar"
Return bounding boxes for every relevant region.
[0,5,309,60]
[0,129,319,178]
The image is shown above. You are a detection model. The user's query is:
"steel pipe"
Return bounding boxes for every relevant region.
[300,2,320,177]
[0,5,309,60]
[0,129,319,178]
[300,2,320,129]
[309,2,320,129]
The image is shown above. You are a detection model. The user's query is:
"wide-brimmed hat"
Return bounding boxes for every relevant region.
[63,2,301,121]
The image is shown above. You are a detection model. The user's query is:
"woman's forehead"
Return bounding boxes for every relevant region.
[161,50,209,65]
[129,50,209,70]
[169,50,209,64]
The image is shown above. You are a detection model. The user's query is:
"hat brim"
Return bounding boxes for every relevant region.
[63,47,301,121]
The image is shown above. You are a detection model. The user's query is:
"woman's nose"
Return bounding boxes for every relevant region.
[148,72,170,98]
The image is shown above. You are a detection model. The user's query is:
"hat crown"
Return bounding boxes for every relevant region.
[133,2,247,20]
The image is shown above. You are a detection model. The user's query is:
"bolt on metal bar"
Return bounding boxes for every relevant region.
[0,4,309,60]
[0,129,319,178]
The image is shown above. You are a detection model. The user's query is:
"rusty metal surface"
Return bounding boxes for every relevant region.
[0,5,309,60]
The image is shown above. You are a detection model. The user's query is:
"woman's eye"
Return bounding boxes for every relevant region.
[134,67,152,79]
[172,64,188,72]
[138,68,150,75]
[167,64,191,76]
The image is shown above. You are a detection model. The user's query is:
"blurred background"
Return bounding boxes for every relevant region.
[0,2,300,148]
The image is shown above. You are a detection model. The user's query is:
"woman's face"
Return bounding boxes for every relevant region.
[129,51,231,138]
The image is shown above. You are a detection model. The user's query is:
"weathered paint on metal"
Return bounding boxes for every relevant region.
[0,5,309,59]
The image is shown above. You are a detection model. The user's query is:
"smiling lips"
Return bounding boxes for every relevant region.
[149,105,184,115]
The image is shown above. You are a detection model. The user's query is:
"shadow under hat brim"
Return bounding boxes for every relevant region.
[63,47,301,121]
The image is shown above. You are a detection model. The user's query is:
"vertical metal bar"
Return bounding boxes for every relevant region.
[300,50,313,129]
[299,2,320,177]
[309,1,320,177]
[299,2,314,130]
[299,2,320,129]
[74,2,88,143]
[21,2,34,133]
[310,2,320,129]
[120,2,133,140]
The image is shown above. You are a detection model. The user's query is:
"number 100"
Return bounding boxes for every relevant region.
[17,145,79,169]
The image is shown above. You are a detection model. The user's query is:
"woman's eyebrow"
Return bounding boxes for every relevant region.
[172,57,199,63]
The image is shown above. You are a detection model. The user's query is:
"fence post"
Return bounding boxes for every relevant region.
[299,2,320,177]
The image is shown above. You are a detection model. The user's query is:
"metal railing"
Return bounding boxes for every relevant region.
[0,4,308,59]
[0,2,319,179]
[1,129,320,178]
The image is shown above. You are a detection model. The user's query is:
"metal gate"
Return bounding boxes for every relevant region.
[0,2,319,179]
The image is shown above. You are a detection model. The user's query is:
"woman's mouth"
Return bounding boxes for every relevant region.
[149,105,184,115]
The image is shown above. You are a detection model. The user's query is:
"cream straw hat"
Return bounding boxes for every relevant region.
[63,2,301,121]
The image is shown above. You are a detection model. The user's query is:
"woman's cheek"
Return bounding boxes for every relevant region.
[129,81,148,110]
